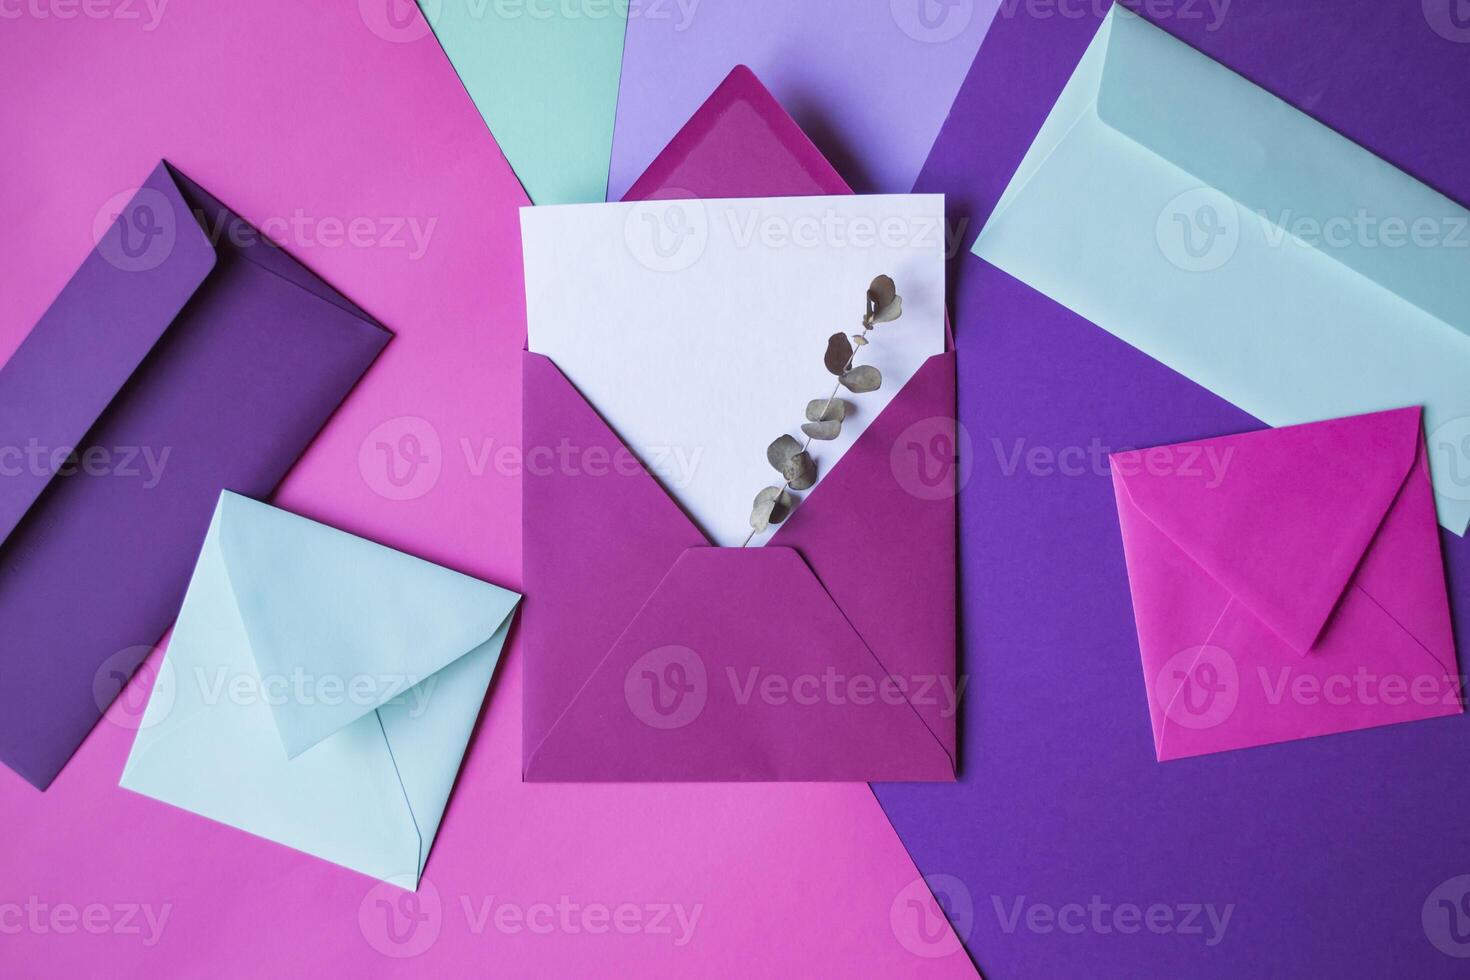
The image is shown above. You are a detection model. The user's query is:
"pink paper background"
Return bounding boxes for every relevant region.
[0,3,974,977]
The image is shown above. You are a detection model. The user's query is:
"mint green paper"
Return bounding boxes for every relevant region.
[119,493,520,889]
[974,7,1470,533]
[424,0,627,204]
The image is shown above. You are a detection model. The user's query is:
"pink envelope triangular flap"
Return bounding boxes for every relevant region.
[772,351,959,764]
[526,547,955,781]
[1115,436,1461,762]
[521,353,709,772]
[1111,408,1422,654]
[621,66,852,203]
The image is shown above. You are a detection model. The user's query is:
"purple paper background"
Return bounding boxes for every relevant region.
[872,1,1470,976]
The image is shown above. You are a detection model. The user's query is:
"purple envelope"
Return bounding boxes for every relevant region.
[872,2,1470,976]
[521,68,958,781]
[0,161,389,790]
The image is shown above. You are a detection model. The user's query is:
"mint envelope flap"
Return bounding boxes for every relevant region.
[0,161,215,551]
[1110,408,1421,654]
[213,493,521,759]
[1092,7,1470,339]
[119,512,429,887]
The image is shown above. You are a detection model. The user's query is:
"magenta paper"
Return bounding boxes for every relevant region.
[0,8,971,977]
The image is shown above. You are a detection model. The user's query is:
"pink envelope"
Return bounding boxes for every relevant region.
[1111,407,1462,760]
[522,67,958,781]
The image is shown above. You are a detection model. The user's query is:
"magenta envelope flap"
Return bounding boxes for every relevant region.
[528,547,953,781]
[1111,407,1422,654]
[622,65,852,202]
[770,351,959,758]
[522,349,957,780]
[521,352,708,771]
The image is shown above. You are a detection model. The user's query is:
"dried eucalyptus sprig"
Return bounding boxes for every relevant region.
[746,275,903,544]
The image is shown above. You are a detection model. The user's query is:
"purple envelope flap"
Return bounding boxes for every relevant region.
[0,162,216,550]
[526,546,955,781]
[621,66,851,203]
[1111,407,1422,654]
[162,163,375,322]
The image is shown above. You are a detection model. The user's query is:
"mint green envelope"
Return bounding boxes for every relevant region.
[120,493,520,889]
[974,6,1470,533]
[423,0,627,204]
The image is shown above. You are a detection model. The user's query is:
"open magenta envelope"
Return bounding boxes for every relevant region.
[522,67,958,781]
[1112,407,1462,761]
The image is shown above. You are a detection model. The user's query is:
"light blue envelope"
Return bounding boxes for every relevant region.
[120,493,520,889]
[422,0,627,204]
[974,6,1470,533]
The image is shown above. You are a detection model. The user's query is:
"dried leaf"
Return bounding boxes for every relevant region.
[870,294,902,324]
[750,486,794,531]
[868,275,896,311]
[767,434,802,474]
[801,419,842,441]
[865,275,902,326]
[782,451,816,491]
[824,332,853,376]
[840,365,882,393]
[852,335,869,347]
[805,398,849,423]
